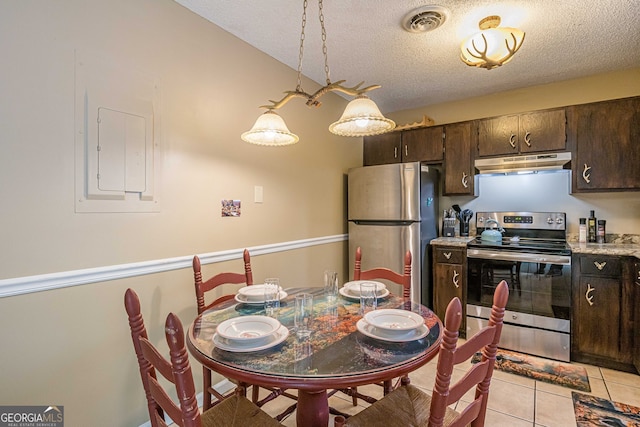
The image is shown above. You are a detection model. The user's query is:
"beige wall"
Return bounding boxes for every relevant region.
[1,1,639,426]
[388,67,640,126]
[0,1,357,426]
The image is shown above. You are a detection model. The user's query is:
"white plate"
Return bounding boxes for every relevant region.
[216,315,281,343]
[356,318,429,342]
[364,309,424,334]
[343,280,386,296]
[339,287,389,301]
[237,284,283,302]
[213,325,289,352]
[234,290,288,305]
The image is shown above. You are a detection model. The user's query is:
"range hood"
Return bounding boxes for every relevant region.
[474,152,571,174]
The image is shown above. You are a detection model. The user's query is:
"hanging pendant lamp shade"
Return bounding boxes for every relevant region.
[242,0,393,145]
[329,96,396,137]
[241,110,299,146]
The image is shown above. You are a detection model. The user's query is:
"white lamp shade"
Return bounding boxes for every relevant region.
[241,110,299,146]
[460,26,525,69]
[329,96,396,137]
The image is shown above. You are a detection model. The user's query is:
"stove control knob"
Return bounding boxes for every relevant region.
[547,217,553,224]
[478,216,484,224]
[556,217,564,224]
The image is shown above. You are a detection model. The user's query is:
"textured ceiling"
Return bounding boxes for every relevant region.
[173,0,640,114]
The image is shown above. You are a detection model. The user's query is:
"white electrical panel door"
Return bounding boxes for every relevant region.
[97,108,147,193]
[75,50,160,213]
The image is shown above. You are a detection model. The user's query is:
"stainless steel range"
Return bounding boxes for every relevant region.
[466,211,572,362]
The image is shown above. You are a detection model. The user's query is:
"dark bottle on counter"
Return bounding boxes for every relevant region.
[597,220,606,243]
[587,210,597,243]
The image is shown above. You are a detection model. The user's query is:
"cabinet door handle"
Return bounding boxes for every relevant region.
[524,131,531,147]
[582,164,591,184]
[462,173,469,188]
[585,283,595,306]
[509,134,516,148]
[405,145,408,157]
[594,261,606,270]
[443,252,452,260]
[394,146,398,159]
[452,270,460,288]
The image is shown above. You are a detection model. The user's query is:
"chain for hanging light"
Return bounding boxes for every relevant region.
[241,0,395,145]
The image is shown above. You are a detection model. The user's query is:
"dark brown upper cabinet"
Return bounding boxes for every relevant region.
[568,96,640,192]
[477,109,566,157]
[443,122,474,196]
[363,127,443,166]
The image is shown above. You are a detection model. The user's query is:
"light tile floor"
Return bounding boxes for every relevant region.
[260,358,640,427]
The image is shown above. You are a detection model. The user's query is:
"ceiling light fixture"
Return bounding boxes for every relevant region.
[241,0,395,146]
[460,15,525,70]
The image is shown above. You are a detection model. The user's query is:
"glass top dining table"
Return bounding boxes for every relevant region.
[186,287,443,427]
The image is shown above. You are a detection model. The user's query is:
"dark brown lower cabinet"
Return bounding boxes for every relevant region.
[433,246,466,336]
[571,254,635,372]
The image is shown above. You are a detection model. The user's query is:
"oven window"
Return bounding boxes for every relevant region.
[467,259,571,320]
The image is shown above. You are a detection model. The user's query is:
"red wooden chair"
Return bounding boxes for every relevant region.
[339,247,412,406]
[354,246,412,299]
[123,288,282,427]
[193,249,253,314]
[193,250,255,409]
[335,280,510,427]
[193,251,297,417]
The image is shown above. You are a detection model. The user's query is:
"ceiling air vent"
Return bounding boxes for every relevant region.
[402,6,450,33]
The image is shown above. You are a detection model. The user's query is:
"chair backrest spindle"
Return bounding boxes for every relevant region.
[353,246,412,299]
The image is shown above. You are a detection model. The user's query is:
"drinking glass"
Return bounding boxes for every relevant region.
[264,278,280,317]
[324,270,338,302]
[359,282,378,314]
[294,293,314,338]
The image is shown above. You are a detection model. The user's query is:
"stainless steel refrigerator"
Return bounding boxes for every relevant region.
[347,162,439,307]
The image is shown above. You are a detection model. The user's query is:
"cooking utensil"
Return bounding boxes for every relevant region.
[480,218,504,242]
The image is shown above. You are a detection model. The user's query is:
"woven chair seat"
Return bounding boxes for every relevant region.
[342,384,459,427]
[201,395,282,427]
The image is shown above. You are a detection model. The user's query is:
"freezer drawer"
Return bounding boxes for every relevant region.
[348,222,421,303]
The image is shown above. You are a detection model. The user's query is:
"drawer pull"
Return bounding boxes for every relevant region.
[594,261,606,271]
[585,283,595,306]
[452,270,460,288]
[443,252,452,260]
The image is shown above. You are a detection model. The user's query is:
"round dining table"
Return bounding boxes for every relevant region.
[186,287,443,427]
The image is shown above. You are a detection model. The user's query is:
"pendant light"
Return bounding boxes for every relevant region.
[241,0,395,145]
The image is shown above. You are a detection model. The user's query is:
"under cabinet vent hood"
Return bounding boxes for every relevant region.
[474,152,571,174]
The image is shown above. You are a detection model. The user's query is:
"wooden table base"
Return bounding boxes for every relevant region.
[297,389,329,427]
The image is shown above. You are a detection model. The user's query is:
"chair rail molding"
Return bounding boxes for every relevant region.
[0,234,347,298]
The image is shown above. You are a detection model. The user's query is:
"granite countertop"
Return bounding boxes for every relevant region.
[430,237,475,247]
[431,235,640,258]
[569,242,640,258]
[568,234,640,258]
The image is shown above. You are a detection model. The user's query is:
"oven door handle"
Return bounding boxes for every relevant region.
[467,249,571,265]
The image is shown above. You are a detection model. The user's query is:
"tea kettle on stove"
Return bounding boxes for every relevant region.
[481,218,504,242]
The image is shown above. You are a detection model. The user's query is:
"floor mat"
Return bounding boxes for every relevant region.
[471,348,591,392]
[572,392,640,426]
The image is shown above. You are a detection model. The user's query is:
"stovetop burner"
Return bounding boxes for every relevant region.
[468,236,571,255]
[468,211,570,256]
